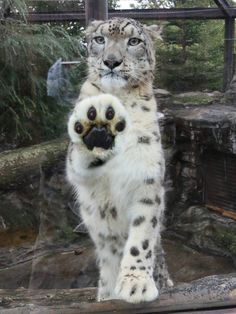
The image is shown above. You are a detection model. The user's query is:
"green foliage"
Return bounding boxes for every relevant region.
[156,19,224,91]
[0,0,121,149]
[173,0,215,7]
[155,19,224,91]
[27,0,84,13]
[108,0,120,9]
[215,230,236,256]
[0,1,86,148]
[133,0,225,92]
[26,0,120,12]
[0,0,229,148]
[131,0,174,9]
[172,94,213,105]
[1,0,28,20]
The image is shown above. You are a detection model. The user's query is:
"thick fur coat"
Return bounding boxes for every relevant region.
[66,18,172,303]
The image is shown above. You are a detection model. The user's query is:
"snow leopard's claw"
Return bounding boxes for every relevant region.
[68,94,129,151]
[115,271,159,304]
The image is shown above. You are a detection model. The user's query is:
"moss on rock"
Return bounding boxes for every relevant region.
[215,230,236,256]
[173,92,214,106]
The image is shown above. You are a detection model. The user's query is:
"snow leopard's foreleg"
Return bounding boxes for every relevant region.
[114,133,168,303]
[153,237,173,291]
[77,204,123,301]
[67,94,131,301]
[96,235,124,301]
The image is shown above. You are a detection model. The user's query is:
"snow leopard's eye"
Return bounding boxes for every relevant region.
[87,106,97,121]
[115,119,126,132]
[94,36,105,45]
[105,106,115,120]
[128,38,142,46]
[74,121,83,134]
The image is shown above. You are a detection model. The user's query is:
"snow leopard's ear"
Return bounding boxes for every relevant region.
[86,20,104,40]
[144,24,163,42]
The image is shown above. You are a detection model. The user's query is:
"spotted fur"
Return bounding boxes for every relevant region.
[66,18,173,304]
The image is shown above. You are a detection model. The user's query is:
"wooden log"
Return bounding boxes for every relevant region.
[207,205,236,221]
[0,274,236,313]
[0,137,69,190]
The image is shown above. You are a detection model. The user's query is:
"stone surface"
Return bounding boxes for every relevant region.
[1,274,236,313]
[0,190,40,232]
[172,91,223,107]
[159,101,236,260]
[225,74,236,106]
[167,206,236,262]
[0,234,234,290]
[154,88,172,97]
[1,92,236,292]
[0,158,78,236]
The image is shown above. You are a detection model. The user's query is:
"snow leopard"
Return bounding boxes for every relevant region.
[66,17,173,303]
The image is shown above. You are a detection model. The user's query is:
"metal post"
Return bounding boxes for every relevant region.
[223,17,235,91]
[85,0,108,25]
[214,0,233,17]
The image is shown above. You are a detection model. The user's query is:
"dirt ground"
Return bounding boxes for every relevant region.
[0,229,235,290]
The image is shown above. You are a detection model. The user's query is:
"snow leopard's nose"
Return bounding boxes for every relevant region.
[103,55,123,70]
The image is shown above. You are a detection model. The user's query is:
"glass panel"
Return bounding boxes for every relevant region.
[0,0,235,310]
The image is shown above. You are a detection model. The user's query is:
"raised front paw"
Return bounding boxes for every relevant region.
[68,94,129,151]
[115,271,159,304]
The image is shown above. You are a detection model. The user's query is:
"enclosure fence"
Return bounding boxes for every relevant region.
[7,0,235,91]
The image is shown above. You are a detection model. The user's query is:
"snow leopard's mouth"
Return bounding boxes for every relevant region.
[83,125,115,151]
[101,70,129,81]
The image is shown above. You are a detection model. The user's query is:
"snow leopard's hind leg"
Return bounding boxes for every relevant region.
[96,241,122,301]
[153,239,173,291]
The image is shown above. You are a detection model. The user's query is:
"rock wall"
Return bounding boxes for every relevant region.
[1,90,236,281]
[157,90,236,261]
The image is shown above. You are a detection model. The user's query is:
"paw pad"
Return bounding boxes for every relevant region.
[87,106,97,121]
[106,106,115,120]
[115,271,159,303]
[115,119,126,132]
[69,94,129,149]
[74,121,83,134]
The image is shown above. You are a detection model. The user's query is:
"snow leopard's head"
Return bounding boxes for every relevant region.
[86,18,162,91]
